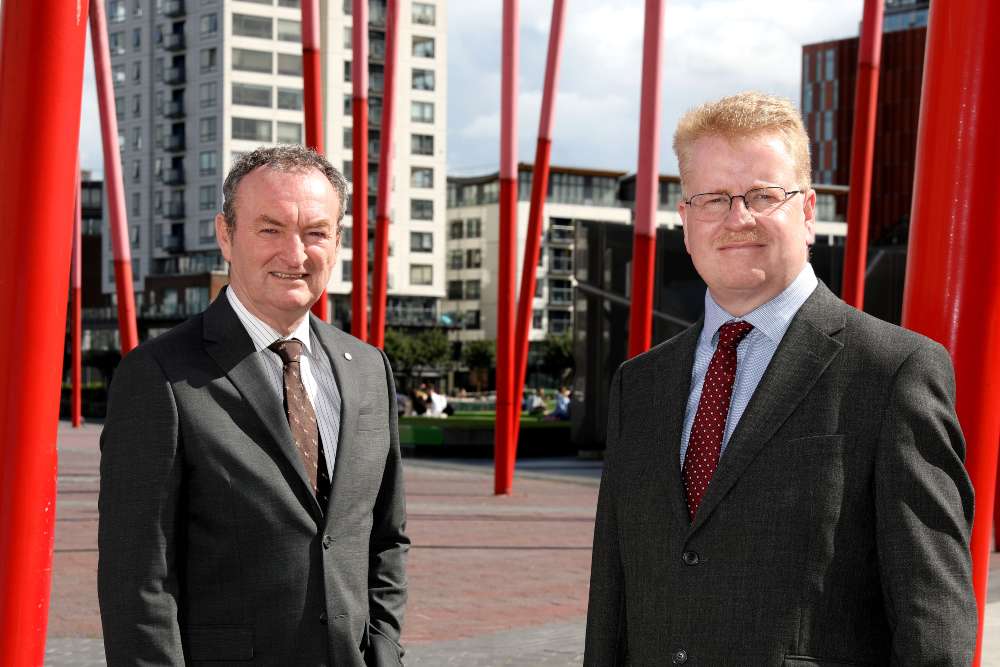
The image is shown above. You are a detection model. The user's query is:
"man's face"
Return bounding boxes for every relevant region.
[678,133,816,312]
[217,166,340,328]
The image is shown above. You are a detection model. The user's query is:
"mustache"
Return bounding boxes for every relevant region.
[712,228,771,249]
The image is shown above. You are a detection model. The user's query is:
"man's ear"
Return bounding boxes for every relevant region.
[216,213,232,262]
[678,199,692,255]
[802,189,817,245]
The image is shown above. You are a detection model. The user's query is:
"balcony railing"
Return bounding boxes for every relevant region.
[164,134,185,151]
[164,67,185,85]
[83,301,208,322]
[163,32,186,51]
[164,169,185,185]
[369,73,383,92]
[165,235,185,254]
[549,257,573,274]
[164,100,185,118]
[165,201,185,218]
[110,44,125,56]
[549,288,573,306]
[549,226,574,244]
[164,0,185,17]
[548,318,572,335]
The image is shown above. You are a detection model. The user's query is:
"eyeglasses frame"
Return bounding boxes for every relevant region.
[682,186,802,220]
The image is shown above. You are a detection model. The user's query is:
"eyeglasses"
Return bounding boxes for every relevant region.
[683,187,801,222]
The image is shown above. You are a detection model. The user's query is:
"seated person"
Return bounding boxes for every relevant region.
[427,383,452,417]
[546,386,570,421]
[526,388,547,415]
[409,388,428,416]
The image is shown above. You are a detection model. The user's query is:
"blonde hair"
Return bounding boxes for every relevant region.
[672,91,811,194]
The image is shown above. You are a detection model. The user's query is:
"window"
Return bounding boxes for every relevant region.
[155,57,164,81]
[132,94,141,117]
[466,218,482,238]
[199,220,216,243]
[411,101,434,123]
[342,127,353,149]
[412,36,435,58]
[343,160,352,180]
[532,309,543,330]
[549,311,571,334]
[132,159,141,182]
[342,260,352,281]
[156,25,163,44]
[277,87,303,110]
[277,122,302,144]
[155,90,164,114]
[200,81,217,108]
[466,249,481,269]
[200,150,217,175]
[411,134,433,155]
[200,48,218,73]
[109,32,125,55]
[154,223,163,247]
[447,280,463,300]
[132,127,142,150]
[551,248,572,272]
[412,69,434,91]
[134,0,143,17]
[449,220,463,239]
[232,117,271,141]
[133,28,142,49]
[131,193,142,217]
[233,14,272,39]
[231,151,247,166]
[449,250,463,270]
[411,199,433,220]
[109,1,126,22]
[410,265,432,285]
[410,232,433,253]
[200,116,217,141]
[115,95,125,120]
[465,280,481,300]
[277,19,301,42]
[411,167,433,188]
[132,60,142,82]
[825,48,835,80]
[369,95,382,124]
[239,0,272,3]
[232,48,272,73]
[118,129,125,152]
[824,110,834,143]
[155,125,163,148]
[344,60,352,83]
[278,54,302,76]
[112,64,126,87]
[232,82,272,107]
[199,185,216,210]
[131,223,141,246]
[154,156,163,179]
[344,26,352,49]
[412,2,435,24]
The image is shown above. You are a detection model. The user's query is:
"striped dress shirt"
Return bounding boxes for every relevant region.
[679,263,819,468]
[226,287,342,478]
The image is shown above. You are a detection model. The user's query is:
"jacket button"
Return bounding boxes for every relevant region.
[682,551,699,566]
[671,649,688,664]
[323,535,333,549]
[319,612,328,624]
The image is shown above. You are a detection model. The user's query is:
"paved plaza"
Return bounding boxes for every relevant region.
[44,421,1000,666]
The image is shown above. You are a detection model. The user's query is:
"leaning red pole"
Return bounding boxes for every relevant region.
[72,160,83,429]
[511,0,567,444]
[0,2,89,664]
[841,0,884,309]
[370,0,399,350]
[302,0,329,323]
[89,0,138,355]
[351,0,370,342]
[627,0,666,359]
[899,0,1000,663]
[494,0,519,496]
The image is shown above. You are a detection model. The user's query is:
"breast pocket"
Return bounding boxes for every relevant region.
[357,412,389,432]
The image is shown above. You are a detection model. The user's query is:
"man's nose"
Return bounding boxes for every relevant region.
[724,196,755,227]
[279,233,308,265]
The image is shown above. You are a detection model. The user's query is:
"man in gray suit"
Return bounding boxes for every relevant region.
[585,92,977,666]
[99,145,408,666]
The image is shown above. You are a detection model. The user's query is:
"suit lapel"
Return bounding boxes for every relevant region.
[689,283,847,534]
[203,290,318,508]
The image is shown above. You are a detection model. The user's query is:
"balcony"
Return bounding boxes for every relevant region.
[110,44,125,56]
[548,317,572,335]
[549,288,573,306]
[164,134,185,151]
[549,226,574,244]
[165,235,185,254]
[549,257,573,274]
[164,100,185,118]
[163,0,185,17]
[164,67,185,85]
[165,201,185,218]
[164,169,185,185]
[369,40,385,60]
[163,32,186,51]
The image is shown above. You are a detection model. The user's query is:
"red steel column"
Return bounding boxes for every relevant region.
[303,0,329,322]
[0,2,89,664]
[351,0,369,341]
[841,0,884,309]
[90,0,139,354]
[72,160,83,429]
[627,0,666,359]
[899,0,1000,663]
[511,0,567,442]
[494,0,519,495]
[371,0,399,350]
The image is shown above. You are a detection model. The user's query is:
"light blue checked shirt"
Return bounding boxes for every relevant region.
[679,263,818,468]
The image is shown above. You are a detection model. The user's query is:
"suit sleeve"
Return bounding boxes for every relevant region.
[98,347,185,667]
[874,341,978,666]
[365,349,410,667]
[584,366,629,667]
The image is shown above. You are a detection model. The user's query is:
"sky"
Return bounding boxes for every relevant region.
[64,0,865,179]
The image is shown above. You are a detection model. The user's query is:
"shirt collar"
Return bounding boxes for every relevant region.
[226,286,312,355]
[702,263,818,345]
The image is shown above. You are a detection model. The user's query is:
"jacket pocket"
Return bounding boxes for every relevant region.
[186,625,254,661]
[780,434,853,454]
[783,656,883,667]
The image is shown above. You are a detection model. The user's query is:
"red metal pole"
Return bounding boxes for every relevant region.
[89,0,139,355]
[351,0,369,342]
[899,0,1000,663]
[72,160,83,429]
[511,0,567,445]
[370,0,399,350]
[0,2,89,664]
[302,0,329,323]
[494,0,519,495]
[841,0,884,309]
[627,0,666,359]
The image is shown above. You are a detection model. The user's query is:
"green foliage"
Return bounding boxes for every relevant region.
[382,328,415,369]
[462,338,496,372]
[540,332,575,379]
[382,327,451,373]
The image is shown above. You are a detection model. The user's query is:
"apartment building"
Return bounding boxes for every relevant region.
[101,0,447,332]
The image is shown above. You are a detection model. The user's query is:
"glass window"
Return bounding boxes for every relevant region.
[200,48,218,72]
[155,125,163,149]
[232,82,272,107]
[132,127,142,150]
[449,220,463,239]
[109,31,125,55]
[344,26,352,50]
[278,0,300,7]
[131,222,141,245]
[133,28,142,49]
[200,116,217,142]
[412,2,435,24]
[201,13,218,37]
[410,232,433,252]
[277,121,302,144]
[277,19,301,42]
[343,93,352,115]
[115,95,125,120]
[154,223,163,247]
[132,94,141,117]
[466,218,482,238]
[343,160,353,181]
[200,151,217,175]
[233,14,272,39]
[112,64,126,87]
[344,60,352,82]
[412,68,435,91]
[278,53,302,76]
[532,309,543,329]
[132,159,141,182]
[411,199,433,220]
[132,60,142,81]
[824,111,833,141]
[131,194,142,218]
[277,87,303,110]
[447,280,463,300]
[199,185,216,210]
[411,101,434,123]
[804,83,813,113]
[449,250,463,270]
[411,133,433,155]
[232,117,272,141]
[232,48,272,73]
[134,0,143,16]
[465,280,481,300]
[342,260,352,282]
[155,90,164,114]
[465,248,481,269]
[200,81,217,107]
[154,191,163,212]
[343,127,353,149]
[410,265,432,285]
[109,1,126,22]
[118,129,125,152]
[199,220,216,243]
[156,25,163,44]
[411,168,433,188]
[240,0,272,4]
[412,36,435,58]
[825,49,835,80]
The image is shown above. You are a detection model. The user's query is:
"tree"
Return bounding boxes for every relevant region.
[462,339,496,392]
[382,328,415,372]
[413,328,451,368]
[540,332,575,385]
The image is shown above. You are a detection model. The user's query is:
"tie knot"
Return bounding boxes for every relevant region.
[268,338,303,365]
[717,320,754,349]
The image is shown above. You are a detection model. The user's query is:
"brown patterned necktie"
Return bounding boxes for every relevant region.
[268,338,330,511]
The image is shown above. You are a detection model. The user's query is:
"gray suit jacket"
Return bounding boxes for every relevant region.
[98,291,408,667]
[585,282,977,667]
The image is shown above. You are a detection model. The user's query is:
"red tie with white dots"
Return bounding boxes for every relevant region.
[683,320,754,522]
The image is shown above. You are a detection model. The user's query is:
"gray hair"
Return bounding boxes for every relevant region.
[222,144,350,239]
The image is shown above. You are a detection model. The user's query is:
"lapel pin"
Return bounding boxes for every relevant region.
[344,352,352,360]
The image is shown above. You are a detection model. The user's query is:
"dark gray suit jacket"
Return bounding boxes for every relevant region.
[585,282,977,667]
[98,291,408,666]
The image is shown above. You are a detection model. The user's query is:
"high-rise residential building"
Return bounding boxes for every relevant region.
[100,0,447,334]
[801,0,928,242]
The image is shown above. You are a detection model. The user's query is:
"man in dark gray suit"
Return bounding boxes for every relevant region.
[585,92,977,666]
[99,145,408,666]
